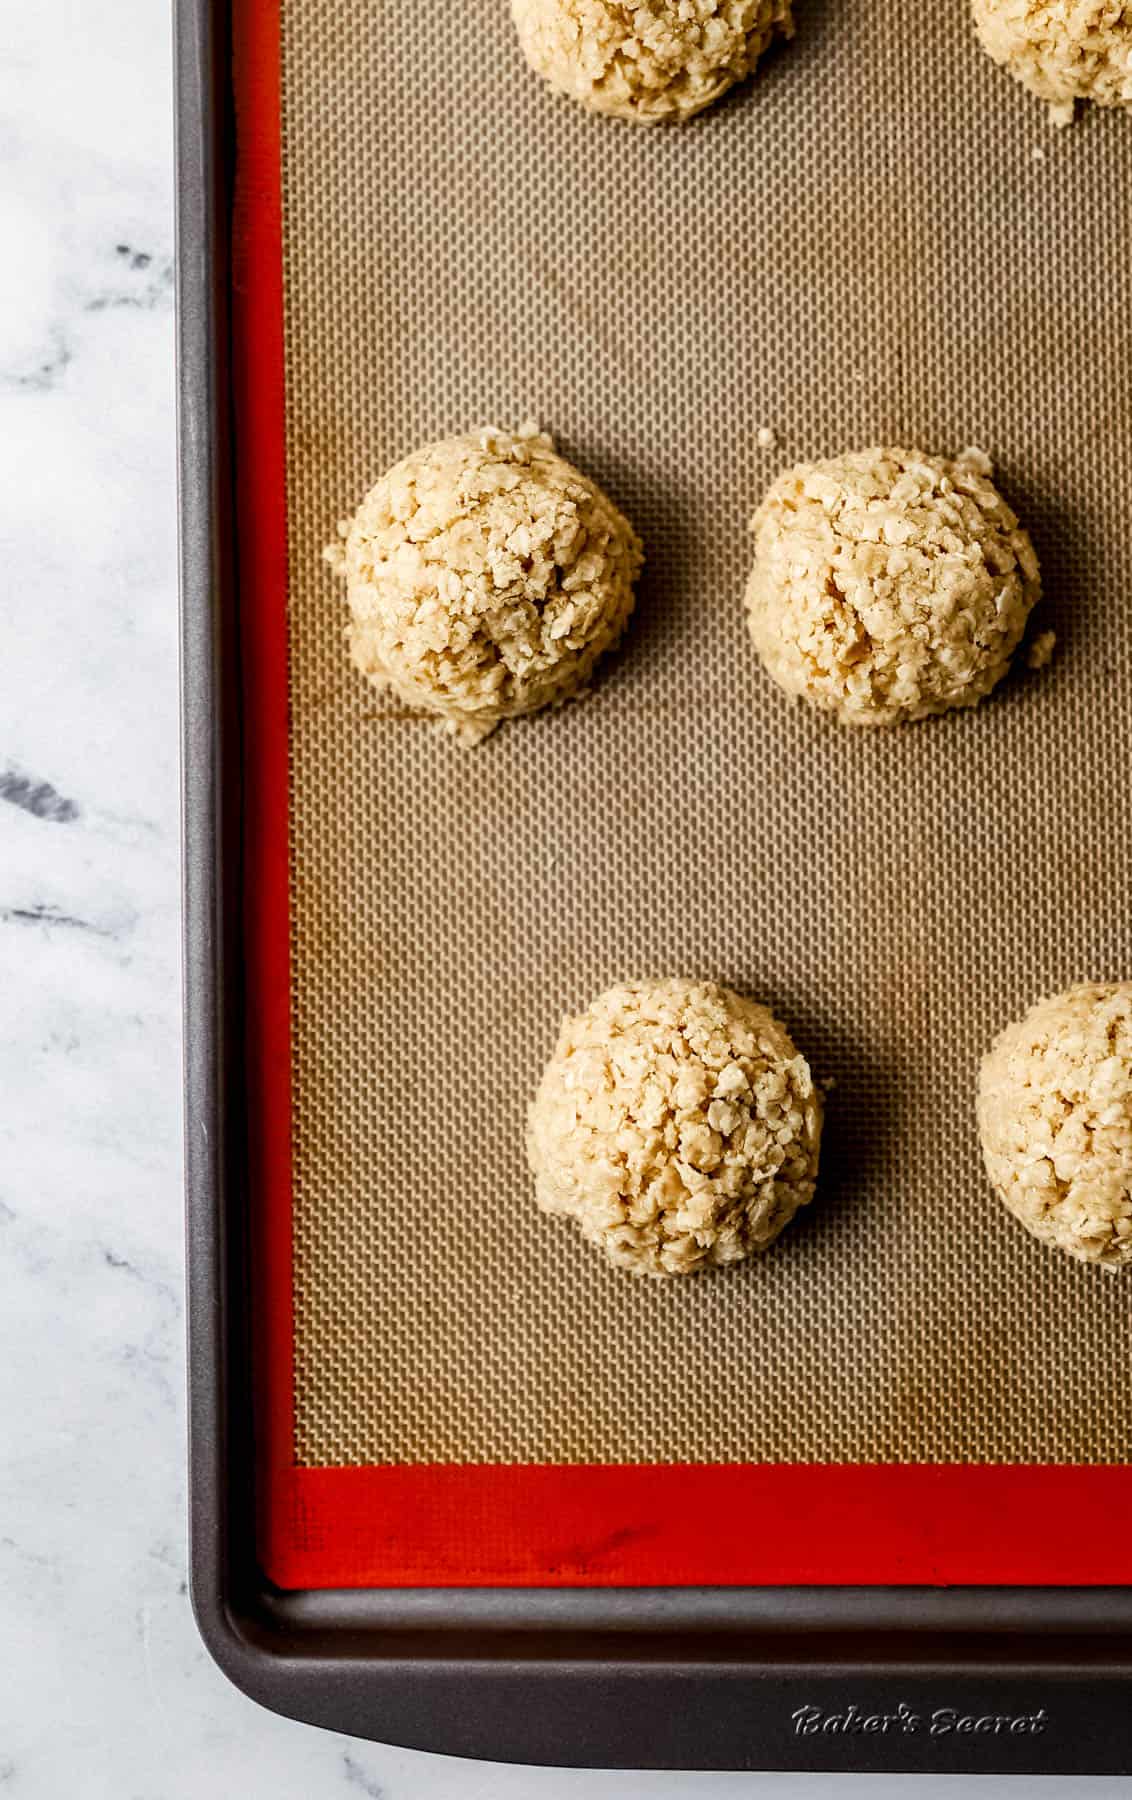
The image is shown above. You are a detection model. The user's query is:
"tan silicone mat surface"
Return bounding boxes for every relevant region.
[279,0,1132,1466]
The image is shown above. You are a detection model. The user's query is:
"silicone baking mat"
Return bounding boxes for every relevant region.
[233,0,1132,1587]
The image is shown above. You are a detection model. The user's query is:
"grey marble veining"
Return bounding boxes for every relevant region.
[0,3,1124,1796]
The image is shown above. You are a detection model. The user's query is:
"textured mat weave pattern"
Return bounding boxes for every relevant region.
[279,0,1132,1465]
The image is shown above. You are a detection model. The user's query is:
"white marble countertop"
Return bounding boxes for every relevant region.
[0,3,1126,1795]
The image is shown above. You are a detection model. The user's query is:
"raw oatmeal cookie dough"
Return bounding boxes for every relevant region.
[510,0,794,124]
[527,979,822,1277]
[978,983,1132,1268]
[329,424,642,743]
[972,0,1132,123]
[745,447,1041,726]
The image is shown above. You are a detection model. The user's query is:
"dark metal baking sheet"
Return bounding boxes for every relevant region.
[177,0,1132,1768]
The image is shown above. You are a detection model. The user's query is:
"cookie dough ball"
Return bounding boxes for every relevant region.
[745,447,1041,726]
[511,0,794,124]
[978,984,1132,1268]
[331,425,642,742]
[527,979,822,1277]
[972,0,1132,123]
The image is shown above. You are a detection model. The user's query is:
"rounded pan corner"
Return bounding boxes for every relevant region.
[186,1571,284,1717]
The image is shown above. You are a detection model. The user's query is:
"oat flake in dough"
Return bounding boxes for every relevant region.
[527,979,822,1277]
[978,983,1132,1269]
[329,425,642,743]
[745,447,1042,726]
[972,0,1132,123]
[510,0,794,124]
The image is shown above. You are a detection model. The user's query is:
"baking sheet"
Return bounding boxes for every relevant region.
[276,0,1132,1468]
